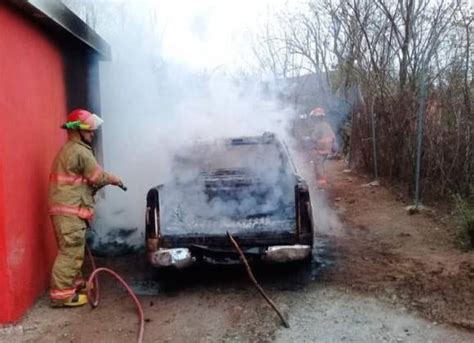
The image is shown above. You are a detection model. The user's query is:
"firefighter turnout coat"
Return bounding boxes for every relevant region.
[48,136,115,302]
[312,121,336,156]
[48,137,114,219]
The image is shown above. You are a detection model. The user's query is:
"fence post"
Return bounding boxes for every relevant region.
[370,98,378,180]
[414,67,428,208]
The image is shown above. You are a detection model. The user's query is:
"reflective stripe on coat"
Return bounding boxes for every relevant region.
[48,137,113,219]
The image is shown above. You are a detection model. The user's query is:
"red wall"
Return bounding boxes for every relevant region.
[0,4,67,323]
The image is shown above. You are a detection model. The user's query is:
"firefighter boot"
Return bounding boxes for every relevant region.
[75,277,95,294]
[63,293,88,307]
[51,293,88,308]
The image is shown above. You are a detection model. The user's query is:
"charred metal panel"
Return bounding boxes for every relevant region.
[295,180,314,246]
[161,231,299,248]
[159,136,296,237]
[146,187,161,253]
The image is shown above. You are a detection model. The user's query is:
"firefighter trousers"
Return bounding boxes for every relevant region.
[313,152,329,188]
[50,215,87,303]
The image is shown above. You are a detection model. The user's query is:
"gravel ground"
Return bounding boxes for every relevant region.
[276,285,472,343]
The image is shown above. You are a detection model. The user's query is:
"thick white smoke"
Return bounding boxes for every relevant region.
[63,0,343,253]
[75,1,295,252]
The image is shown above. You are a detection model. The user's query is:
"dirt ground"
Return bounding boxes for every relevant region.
[1,159,473,342]
[324,160,474,331]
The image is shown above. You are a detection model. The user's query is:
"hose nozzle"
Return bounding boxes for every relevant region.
[118,182,128,191]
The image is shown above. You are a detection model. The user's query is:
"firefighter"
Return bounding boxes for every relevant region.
[310,107,336,188]
[48,109,122,307]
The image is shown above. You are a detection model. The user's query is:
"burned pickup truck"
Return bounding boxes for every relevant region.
[145,133,314,268]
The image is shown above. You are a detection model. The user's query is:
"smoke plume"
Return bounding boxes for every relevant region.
[63,0,344,254]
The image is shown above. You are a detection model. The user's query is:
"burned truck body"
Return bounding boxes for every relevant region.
[145,133,314,268]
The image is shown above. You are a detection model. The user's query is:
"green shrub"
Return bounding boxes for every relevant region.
[454,190,474,249]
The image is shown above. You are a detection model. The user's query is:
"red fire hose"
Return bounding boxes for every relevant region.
[85,245,145,343]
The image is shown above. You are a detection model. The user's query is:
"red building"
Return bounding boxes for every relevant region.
[0,0,110,323]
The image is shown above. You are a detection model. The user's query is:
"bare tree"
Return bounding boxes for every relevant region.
[251,0,473,199]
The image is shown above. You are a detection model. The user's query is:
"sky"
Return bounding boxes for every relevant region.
[154,0,288,70]
[65,0,302,71]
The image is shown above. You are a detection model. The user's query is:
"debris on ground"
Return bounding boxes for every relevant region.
[405,204,429,215]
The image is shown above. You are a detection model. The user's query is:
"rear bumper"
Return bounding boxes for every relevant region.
[148,248,195,269]
[263,244,312,263]
[148,244,312,268]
